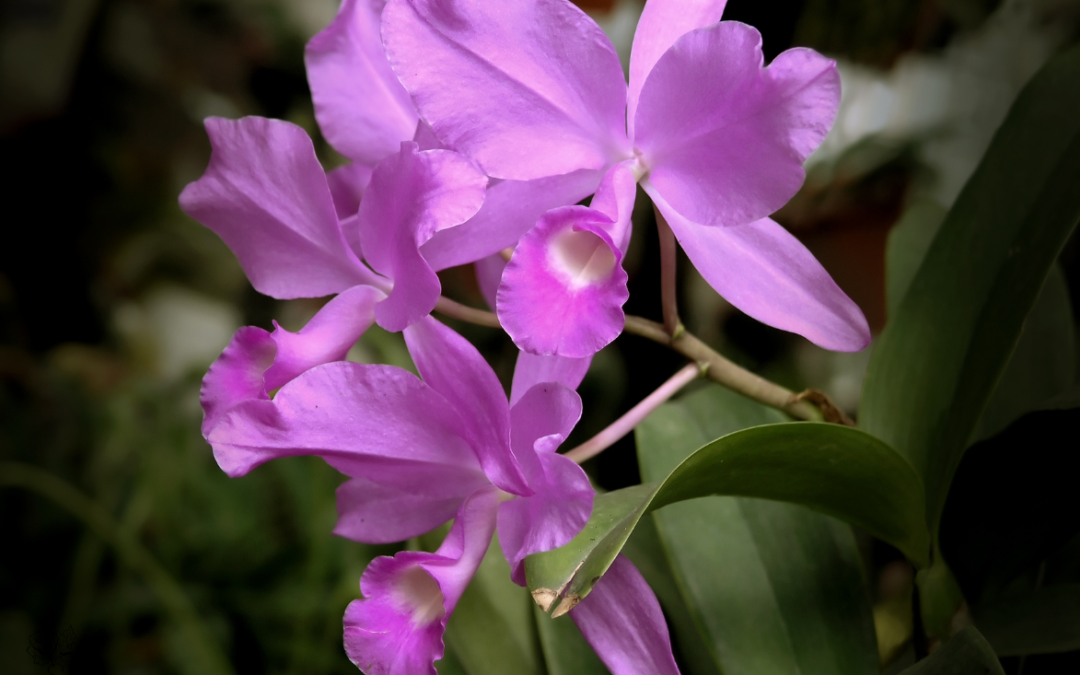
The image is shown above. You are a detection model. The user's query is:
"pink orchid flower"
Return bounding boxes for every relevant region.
[382,0,871,357]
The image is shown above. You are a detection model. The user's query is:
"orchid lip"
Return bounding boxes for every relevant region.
[392,566,446,627]
[549,229,617,288]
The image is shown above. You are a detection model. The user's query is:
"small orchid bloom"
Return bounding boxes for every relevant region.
[382,0,871,353]
[305,0,606,271]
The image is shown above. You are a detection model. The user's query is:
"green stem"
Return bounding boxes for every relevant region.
[0,461,235,675]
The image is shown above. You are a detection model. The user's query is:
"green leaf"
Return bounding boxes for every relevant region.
[973,264,1076,440]
[532,605,610,675]
[859,44,1080,535]
[885,199,947,320]
[444,539,541,675]
[974,585,1080,657]
[640,385,879,675]
[526,390,928,614]
[898,627,1004,675]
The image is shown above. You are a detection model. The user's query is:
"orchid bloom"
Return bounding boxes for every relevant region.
[202,314,676,674]
[382,0,871,357]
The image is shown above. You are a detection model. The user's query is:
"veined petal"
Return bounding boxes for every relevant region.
[497,207,629,358]
[263,285,383,390]
[510,352,591,407]
[628,0,727,130]
[648,187,870,351]
[499,383,591,584]
[207,361,481,478]
[421,169,604,271]
[179,117,379,298]
[382,0,630,180]
[635,23,840,227]
[571,555,681,675]
[404,317,531,496]
[358,143,487,331]
[334,465,490,544]
[200,286,383,438]
[344,487,500,675]
[306,0,418,165]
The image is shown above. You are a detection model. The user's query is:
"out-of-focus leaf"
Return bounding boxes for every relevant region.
[975,585,1080,656]
[897,627,1004,675]
[940,407,1080,604]
[974,265,1076,440]
[859,44,1080,535]
[622,513,722,675]
[639,385,879,675]
[526,416,927,609]
[532,605,609,675]
[885,199,947,320]
[443,540,541,675]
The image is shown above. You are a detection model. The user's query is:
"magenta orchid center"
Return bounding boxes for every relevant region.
[550,229,619,288]
[392,566,446,627]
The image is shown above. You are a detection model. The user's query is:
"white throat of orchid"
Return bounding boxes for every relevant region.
[393,566,446,627]
[549,229,617,289]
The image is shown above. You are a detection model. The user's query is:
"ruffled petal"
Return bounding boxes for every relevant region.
[179,117,380,298]
[358,143,487,331]
[382,0,630,180]
[648,187,870,351]
[510,352,591,407]
[344,487,500,675]
[499,383,590,584]
[635,23,840,227]
[200,327,276,437]
[263,285,383,390]
[305,0,418,165]
[571,555,681,675]
[207,361,482,478]
[403,317,531,496]
[497,206,629,358]
[421,169,604,271]
[628,0,727,133]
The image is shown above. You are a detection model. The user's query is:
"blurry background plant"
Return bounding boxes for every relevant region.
[1,0,1078,673]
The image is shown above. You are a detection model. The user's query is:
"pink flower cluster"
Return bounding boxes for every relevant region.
[181,1,869,673]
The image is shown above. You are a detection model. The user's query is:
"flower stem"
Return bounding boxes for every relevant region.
[564,363,703,464]
[0,461,236,675]
[654,207,683,338]
[434,295,501,328]
[623,315,824,422]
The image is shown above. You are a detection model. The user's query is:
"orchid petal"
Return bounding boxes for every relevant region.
[306,0,418,165]
[497,207,629,358]
[326,163,373,221]
[571,555,681,675]
[648,187,870,351]
[264,285,383,390]
[179,117,379,298]
[421,169,604,271]
[587,160,638,253]
[334,465,489,543]
[382,0,630,180]
[208,361,481,478]
[344,487,500,675]
[635,23,840,227]
[474,253,507,312]
[358,143,487,331]
[200,327,276,437]
[627,0,727,129]
[499,383,591,584]
[510,352,592,407]
[403,317,531,496]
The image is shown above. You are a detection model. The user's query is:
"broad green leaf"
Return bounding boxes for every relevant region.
[526,394,928,613]
[641,385,878,675]
[443,539,541,675]
[623,513,723,675]
[885,199,947,320]
[532,605,610,675]
[860,44,1080,535]
[974,264,1076,440]
[975,585,1080,656]
[898,627,1004,675]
